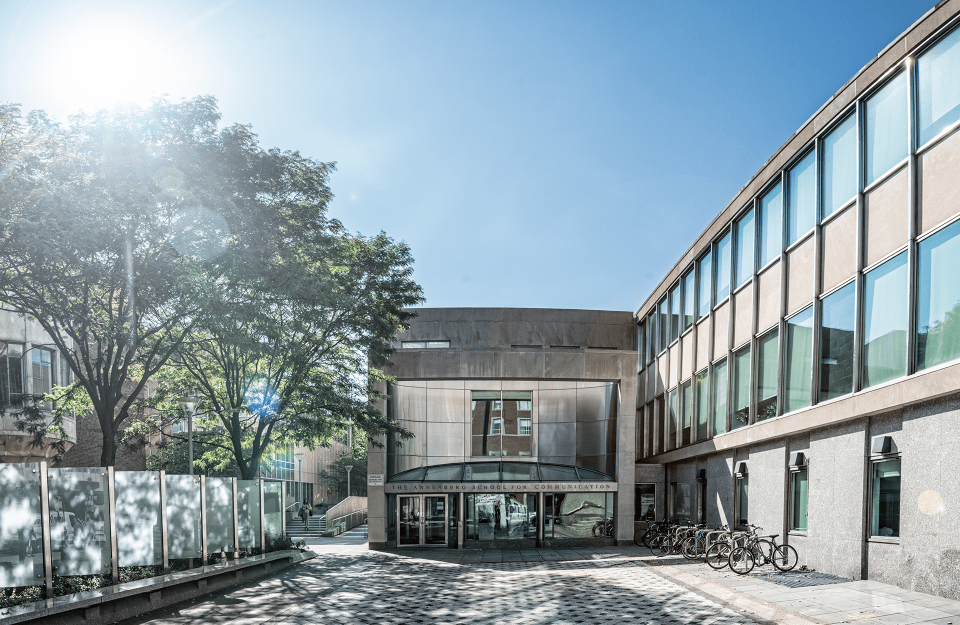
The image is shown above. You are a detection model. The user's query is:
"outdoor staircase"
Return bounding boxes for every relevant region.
[286,514,325,538]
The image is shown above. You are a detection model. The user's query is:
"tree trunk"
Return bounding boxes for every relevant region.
[100,430,117,467]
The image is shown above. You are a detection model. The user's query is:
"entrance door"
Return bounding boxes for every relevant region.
[397,494,448,547]
[423,496,447,545]
[398,496,421,546]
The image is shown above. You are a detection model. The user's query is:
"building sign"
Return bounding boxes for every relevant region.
[384,481,616,494]
[368,474,384,486]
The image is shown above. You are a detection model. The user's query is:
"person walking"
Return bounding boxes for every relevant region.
[299,498,312,524]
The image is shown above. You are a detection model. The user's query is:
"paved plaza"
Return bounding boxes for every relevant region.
[117,530,960,625]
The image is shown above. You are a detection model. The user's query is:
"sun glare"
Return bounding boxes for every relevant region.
[40,18,191,113]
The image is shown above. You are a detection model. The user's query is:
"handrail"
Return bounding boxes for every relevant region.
[328,508,367,526]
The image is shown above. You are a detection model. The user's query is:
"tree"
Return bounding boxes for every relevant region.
[145,429,241,478]
[320,448,368,500]
[135,147,424,479]
[0,99,225,465]
[1,97,423,467]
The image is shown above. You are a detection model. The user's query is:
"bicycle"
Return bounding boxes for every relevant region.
[728,524,799,575]
[633,519,679,550]
[655,521,702,557]
[592,517,614,538]
[681,524,727,560]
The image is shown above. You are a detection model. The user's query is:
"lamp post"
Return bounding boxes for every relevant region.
[177,395,196,476]
[345,465,353,500]
[294,451,305,508]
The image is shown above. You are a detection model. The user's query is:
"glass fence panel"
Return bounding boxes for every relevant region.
[114,471,162,567]
[205,478,235,553]
[263,482,283,542]
[237,480,262,550]
[165,475,202,559]
[48,467,111,576]
[0,463,42,588]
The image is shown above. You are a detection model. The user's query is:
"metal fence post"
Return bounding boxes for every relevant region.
[232,478,239,560]
[107,467,119,582]
[158,471,169,573]
[199,476,208,565]
[258,479,266,552]
[281,485,286,538]
[38,462,54,597]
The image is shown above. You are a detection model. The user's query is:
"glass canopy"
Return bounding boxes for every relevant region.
[388,462,614,483]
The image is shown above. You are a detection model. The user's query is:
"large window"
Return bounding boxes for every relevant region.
[698,252,713,318]
[732,347,750,429]
[680,380,692,446]
[646,312,656,364]
[918,25,960,146]
[471,391,533,457]
[865,72,909,185]
[669,284,681,344]
[658,298,668,353]
[715,232,732,302]
[784,307,814,413]
[788,150,816,244]
[32,349,55,410]
[736,476,749,527]
[822,114,858,218]
[862,252,909,388]
[694,369,709,441]
[871,458,901,538]
[671,483,693,520]
[756,330,779,421]
[735,209,755,288]
[636,484,656,522]
[711,360,728,436]
[760,182,783,267]
[0,343,25,407]
[917,219,960,370]
[790,468,808,532]
[682,271,695,331]
[820,283,856,400]
[667,388,678,451]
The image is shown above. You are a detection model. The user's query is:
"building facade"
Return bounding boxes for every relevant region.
[368,2,960,601]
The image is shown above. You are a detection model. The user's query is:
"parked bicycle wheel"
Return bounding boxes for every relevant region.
[634,528,647,547]
[772,544,799,571]
[704,542,731,569]
[654,535,675,557]
[680,536,700,560]
[751,540,778,567]
[729,547,755,575]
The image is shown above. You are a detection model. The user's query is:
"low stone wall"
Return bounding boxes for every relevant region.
[0,550,315,625]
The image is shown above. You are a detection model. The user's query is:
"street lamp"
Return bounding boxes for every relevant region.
[177,394,196,476]
[294,451,305,508]
[345,465,353,499]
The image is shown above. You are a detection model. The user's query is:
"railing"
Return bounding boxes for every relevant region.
[325,509,367,536]
[324,495,367,522]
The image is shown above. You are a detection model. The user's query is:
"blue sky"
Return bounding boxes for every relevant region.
[0,0,939,313]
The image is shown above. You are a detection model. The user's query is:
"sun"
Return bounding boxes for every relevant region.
[40,17,190,113]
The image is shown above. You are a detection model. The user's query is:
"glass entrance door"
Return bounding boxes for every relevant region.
[397,494,449,547]
[424,495,447,545]
[398,496,421,546]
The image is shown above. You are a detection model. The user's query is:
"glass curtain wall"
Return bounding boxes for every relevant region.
[667,389,678,451]
[863,253,909,387]
[756,330,779,421]
[784,308,814,413]
[788,150,816,244]
[732,347,750,429]
[917,220,960,370]
[711,360,728,436]
[820,283,856,400]
[865,72,909,185]
[659,299,669,352]
[918,25,960,145]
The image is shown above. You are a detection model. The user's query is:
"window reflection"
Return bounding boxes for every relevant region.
[918,25,960,145]
[466,493,537,541]
[543,492,613,539]
[917,219,960,371]
[865,72,909,185]
[863,253,909,388]
[471,391,533,457]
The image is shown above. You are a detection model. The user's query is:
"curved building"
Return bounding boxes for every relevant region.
[366,3,960,598]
